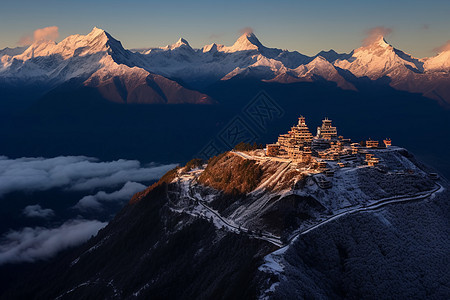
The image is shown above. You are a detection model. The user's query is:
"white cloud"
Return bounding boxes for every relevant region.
[0,155,176,197]
[22,204,54,219]
[33,26,59,42]
[18,26,59,46]
[74,181,147,211]
[363,26,393,46]
[0,219,106,265]
[0,155,175,265]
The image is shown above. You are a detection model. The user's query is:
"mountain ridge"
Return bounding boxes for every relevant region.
[0,27,213,104]
[2,29,450,105]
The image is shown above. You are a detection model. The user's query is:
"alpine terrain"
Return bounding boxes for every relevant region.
[2,27,450,181]
[2,28,450,105]
[1,1,450,298]
[4,122,449,299]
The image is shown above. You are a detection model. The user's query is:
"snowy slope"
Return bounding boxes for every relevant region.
[287,56,356,90]
[0,46,27,58]
[2,29,450,104]
[131,32,314,87]
[334,36,423,79]
[0,27,134,85]
[167,147,437,238]
[111,32,450,105]
[333,36,450,104]
[424,50,450,71]
[0,28,212,104]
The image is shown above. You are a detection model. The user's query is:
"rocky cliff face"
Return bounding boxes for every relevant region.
[4,148,448,299]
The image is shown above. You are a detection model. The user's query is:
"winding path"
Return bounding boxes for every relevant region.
[177,170,445,249]
[283,182,444,249]
[181,178,284,247]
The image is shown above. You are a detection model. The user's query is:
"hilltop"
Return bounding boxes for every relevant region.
[5,116,448,299]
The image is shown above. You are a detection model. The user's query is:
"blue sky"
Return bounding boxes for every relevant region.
[1,0,449,57]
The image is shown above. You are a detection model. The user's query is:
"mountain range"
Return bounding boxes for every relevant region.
[2,27,450,106]
[1,27,450,181]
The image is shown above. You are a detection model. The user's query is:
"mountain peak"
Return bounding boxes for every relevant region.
[335,34,425,80]
[90,26,107,35]
[176,37,190,46]
[202,43,220,53]
[53,27,122,56]
[166,37,192,50]
[347,36,394,58]
[373,36,390,48]
[84,27,112,41]
[227,31,264,52]
[241,31,258,40]
[13,26,127,62]
[361,35,392,51]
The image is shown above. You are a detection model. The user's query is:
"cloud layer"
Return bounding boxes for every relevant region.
[0,155,176,197]
[18,26,59,46]
[23,204,55,219]
[0,155,176,265]
[0,219,106,265]
[363,26,393,46]
[74,181,147,211]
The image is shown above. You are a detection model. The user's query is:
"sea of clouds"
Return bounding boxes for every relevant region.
[0,155,176,265]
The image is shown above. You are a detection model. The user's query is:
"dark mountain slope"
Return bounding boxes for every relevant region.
[270,190,450,299]
[3,181,275,299]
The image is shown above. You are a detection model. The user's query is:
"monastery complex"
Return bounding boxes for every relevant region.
[266,116,392,168]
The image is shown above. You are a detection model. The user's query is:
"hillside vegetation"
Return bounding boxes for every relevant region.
[199,153,263,195]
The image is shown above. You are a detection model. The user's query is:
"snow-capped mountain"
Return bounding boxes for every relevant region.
[0,27,130,83]
[268,56,356,90]
[0,46,27,58]
[424,49,450,71]
[332,36,450,104]
[0,28,212,104]
[334,36,424,79]
[134,31,313,88]
[2,28,450,105]
[131,32,450,103]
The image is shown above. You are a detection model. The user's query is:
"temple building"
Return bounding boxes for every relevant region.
[267,116,344,162]
[289,116,314,144]
[366,139,379,148]
[274,116,314,161]
[316,118,337,140]
[365,153,380,166]
[351,143,361,154]
[265,114,390,168]
[383,138,392,147]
